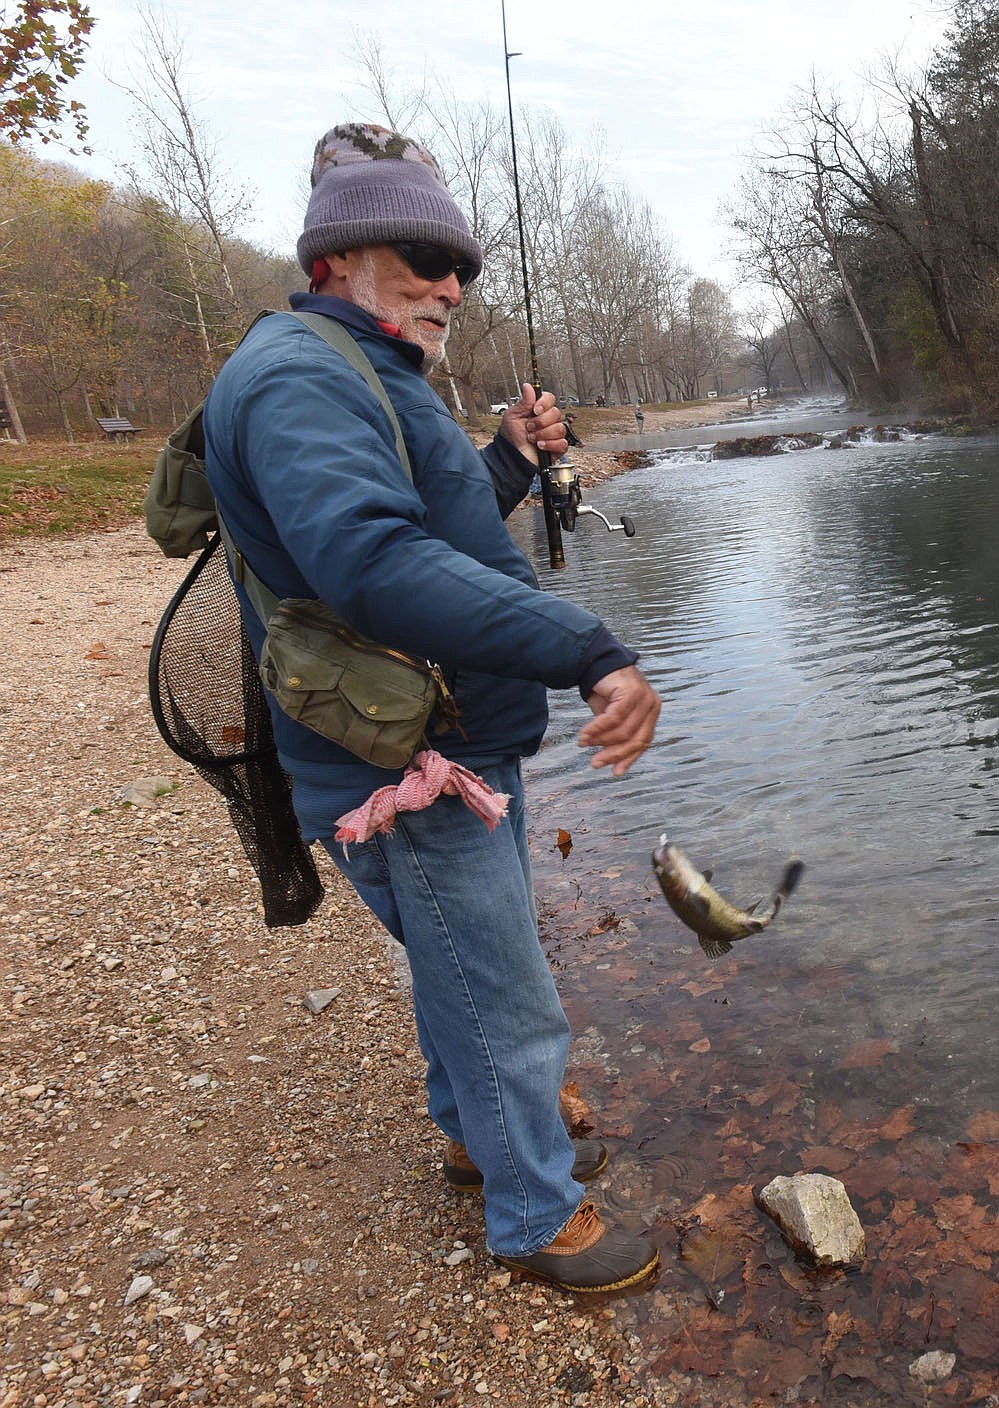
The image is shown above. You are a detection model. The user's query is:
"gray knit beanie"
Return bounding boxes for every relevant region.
[297,122,483,277]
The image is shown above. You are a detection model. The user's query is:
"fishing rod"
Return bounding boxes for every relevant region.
[500,0,635,569]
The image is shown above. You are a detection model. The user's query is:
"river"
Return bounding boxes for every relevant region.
[508,398,999,1402]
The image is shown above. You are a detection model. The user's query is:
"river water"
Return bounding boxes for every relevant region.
[508,401,999,1401]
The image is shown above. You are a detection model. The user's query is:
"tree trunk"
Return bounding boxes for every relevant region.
[55,391,74,443]
[441,356,467,419]
[0,356,28,443]
[781,319,809,390]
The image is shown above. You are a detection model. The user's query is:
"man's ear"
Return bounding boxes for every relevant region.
[309,257,333,292]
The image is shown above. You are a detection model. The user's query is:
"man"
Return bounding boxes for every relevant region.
[203,123,661,1294]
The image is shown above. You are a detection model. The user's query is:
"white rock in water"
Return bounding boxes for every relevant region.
[909,1350,956,1383]
[758,1173,865,1266]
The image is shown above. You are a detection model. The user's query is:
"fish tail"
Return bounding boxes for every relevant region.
[756,858,805,928]
[779,859,805,897]
[754,856,804,934]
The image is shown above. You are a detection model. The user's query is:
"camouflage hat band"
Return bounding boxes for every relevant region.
[297,123,483,277]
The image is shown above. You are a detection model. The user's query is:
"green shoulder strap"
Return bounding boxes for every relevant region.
[219,310,413,627]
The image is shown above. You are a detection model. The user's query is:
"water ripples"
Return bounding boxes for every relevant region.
[513,431,999,1111]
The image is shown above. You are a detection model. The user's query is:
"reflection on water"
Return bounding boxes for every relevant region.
[511,430,999,1398]
[515,432,999,1120]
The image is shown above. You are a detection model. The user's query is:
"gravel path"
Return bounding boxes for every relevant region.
[1,526,683,1407]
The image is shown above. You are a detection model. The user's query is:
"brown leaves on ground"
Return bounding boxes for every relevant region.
[837,1037,898,1069]
[559,1080,594,1136]
[951,1140,999,1196]
[966,1109,999,1141]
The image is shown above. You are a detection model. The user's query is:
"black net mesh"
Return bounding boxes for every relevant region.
[149,535,324,927]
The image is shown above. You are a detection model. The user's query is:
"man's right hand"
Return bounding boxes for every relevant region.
[578,666,661,776]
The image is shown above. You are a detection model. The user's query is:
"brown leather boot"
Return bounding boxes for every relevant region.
[493,1200,659,1293]
[443,1138,609,1194]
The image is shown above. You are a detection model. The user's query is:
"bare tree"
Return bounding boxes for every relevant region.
[114,8,253,376]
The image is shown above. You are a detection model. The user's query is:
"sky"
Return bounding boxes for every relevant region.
[37,0,956,286]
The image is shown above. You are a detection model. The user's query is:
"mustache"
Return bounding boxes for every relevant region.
[417,309,450,329]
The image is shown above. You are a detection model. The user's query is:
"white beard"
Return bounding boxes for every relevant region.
[351,252,450,371]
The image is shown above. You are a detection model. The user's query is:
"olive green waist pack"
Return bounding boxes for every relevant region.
[147,310,460,770]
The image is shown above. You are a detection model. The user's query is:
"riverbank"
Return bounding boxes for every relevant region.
[467,396,750,490]
[0,526,683,1408]
[0,399,744,544]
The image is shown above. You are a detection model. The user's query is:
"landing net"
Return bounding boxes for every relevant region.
[148,535,323,928]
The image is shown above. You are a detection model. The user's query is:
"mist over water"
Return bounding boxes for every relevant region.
[512,421,999,1131]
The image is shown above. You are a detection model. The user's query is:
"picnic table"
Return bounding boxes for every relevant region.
[95,417,142,443]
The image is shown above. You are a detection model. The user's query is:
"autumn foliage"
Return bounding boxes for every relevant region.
[0,0,94,146]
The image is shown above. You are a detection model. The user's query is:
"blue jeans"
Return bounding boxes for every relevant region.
[307,758,582,1254]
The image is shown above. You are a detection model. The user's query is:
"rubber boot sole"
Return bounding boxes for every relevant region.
[493,1245,660,1294]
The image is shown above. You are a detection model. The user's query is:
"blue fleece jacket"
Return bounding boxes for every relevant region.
[202,295,635,835]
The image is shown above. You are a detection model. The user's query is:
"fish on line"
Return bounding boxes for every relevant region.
[652,838,804,959]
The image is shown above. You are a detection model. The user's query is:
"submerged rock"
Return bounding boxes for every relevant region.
[758,1172,865,1266]
[909,1350,956,1383]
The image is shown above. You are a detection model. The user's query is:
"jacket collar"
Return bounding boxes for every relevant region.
[287,291,426,369]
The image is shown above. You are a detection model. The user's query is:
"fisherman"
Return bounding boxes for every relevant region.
[634,402,645,431]
[202,123,662,1294]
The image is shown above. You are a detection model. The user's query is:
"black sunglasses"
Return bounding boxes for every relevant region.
[390,241,479,288]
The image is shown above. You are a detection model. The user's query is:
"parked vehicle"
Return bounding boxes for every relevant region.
[490,401,509,414]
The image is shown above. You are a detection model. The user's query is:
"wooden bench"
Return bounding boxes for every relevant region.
[96,416,141,443]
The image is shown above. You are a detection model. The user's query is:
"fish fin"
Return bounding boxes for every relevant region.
[702,868,713,883]
[689,892,713,921]
[699,936,733,960]
[744,897,763,915]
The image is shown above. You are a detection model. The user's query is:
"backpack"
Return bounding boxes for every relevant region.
[144,310,411,558]
[143,311,418,927]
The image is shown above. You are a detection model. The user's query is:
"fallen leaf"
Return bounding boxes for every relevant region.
[880,1105,917,1141]
[689,1037,711,1054]
[559,1081,593,1136]
[555,828,572,859]
[745,1077,800,1115]
[681,977,727,998]
[822,1308,860,1357]
[85,642,110,660]
[830,1352,893,1393]
[799,1146,854,1174]
[953,1142,999,1196]
[967,1110,999,1142]
[837,1038,898,1070]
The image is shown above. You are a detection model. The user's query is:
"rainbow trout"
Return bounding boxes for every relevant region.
[652,838,804,959]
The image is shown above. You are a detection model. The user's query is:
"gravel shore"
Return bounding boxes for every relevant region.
[0,520,691,1408]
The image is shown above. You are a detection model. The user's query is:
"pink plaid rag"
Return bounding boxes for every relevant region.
[333,749,510,845]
